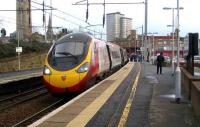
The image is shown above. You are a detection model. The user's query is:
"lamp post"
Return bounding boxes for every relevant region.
[144,0,148,61]
[16,2,23,71]
[135,26,144,63]
[163,7,183,75]
[50,0,53,43]
[152,34,155,64]
[147,32,158,64]
[143,0,148,77]
[175,0,181,102]
[167,24,175,75]
[141,26,144,62]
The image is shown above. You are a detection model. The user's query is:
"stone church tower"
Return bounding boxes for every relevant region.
[16,0,32,40]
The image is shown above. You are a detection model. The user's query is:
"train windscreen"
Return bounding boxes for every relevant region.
[48,41,87,71]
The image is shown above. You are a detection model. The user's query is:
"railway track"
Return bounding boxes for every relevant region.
[12,98,66,127]
[0,86,48,111]
[0,83,78,127]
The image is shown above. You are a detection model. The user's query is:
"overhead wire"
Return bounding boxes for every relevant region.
[31,1,105,35]
[0,0,105,37]
[32,0,89,25]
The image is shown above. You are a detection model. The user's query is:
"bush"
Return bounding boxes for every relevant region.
[0,39,52,59]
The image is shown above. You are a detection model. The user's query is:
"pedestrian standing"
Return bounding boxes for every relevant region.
[156,52,165,74]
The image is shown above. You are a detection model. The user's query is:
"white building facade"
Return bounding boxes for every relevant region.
[120,17,132,39]
[106,12,132,42]
[106,12,124,41]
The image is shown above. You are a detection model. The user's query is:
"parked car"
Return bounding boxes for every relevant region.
[172,57,186,66]
[164,56,171,63]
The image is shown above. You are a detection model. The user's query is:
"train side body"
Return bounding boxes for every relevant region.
[121,48,129,65]
[107,42,122,69]
[94,39,110,76]
[43,33,127,94]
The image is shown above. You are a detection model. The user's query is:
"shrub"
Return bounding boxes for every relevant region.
[0,39,52,59]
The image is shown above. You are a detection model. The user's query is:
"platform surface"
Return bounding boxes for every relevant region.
[29,62,200,127]
[0,68,42,84]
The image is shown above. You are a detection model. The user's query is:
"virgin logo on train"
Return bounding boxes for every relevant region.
[61,76,67,81]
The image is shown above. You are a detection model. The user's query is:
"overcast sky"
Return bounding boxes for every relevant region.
[0,0,199,37]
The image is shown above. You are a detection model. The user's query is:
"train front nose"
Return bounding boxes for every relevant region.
[43,33,91,92]
[43,66,81,92]
[49,71,80,89]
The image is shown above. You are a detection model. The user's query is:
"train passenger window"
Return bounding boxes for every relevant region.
[111,51,120,58]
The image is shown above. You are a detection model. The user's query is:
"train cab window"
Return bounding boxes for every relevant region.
[55,42,84,57]
[48,41,86,71]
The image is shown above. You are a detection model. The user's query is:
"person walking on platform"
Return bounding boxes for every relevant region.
[156,52,165,74]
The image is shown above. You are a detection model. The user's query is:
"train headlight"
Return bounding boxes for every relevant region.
[77,62,90,73]
[43,66,51,75]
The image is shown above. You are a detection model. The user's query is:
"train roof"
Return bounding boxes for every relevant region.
[55,32,93,44]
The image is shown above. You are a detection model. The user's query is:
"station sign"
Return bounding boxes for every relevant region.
[16,47,22,53]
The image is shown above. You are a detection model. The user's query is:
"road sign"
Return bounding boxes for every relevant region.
[16,47,22,53]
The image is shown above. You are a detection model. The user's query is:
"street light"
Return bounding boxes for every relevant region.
[144,0,148,61]
[143,0,148,77]
[16,2,24,71]
[135,25,144,62]
[163,7,183,76]
[164,1,183,103]
[175,0,181,103]
[147,32,158,64]
[167,24,175,75]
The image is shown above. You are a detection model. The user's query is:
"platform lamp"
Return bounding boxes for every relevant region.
[147,32,158,64]
[175,0,182,103]
[163,6,183,75]
[135,26,144,62]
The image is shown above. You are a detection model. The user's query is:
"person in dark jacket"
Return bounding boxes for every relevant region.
[156,52,165,74]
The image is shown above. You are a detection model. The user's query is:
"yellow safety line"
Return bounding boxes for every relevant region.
[117,63,141,127]
[65,62,134,127]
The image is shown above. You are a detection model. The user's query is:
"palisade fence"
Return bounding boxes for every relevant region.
[0,53,47,72]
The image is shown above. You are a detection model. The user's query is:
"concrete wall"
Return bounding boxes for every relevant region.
[181,68,198,99]
[181,67,200,119]
[191,81,200,120]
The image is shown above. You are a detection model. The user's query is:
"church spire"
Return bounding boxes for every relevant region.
[46,15,53,42]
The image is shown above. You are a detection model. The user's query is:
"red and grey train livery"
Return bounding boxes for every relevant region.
[43,32,128,94]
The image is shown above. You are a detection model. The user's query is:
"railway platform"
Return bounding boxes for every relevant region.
[28,62,199,127]
[0,68,42,84]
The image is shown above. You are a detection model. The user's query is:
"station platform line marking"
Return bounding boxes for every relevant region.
[65,63,134,127]
[28,62,134,127]
[118,63,141,127]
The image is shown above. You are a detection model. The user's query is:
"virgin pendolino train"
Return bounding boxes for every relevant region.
[43,32,128,94]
